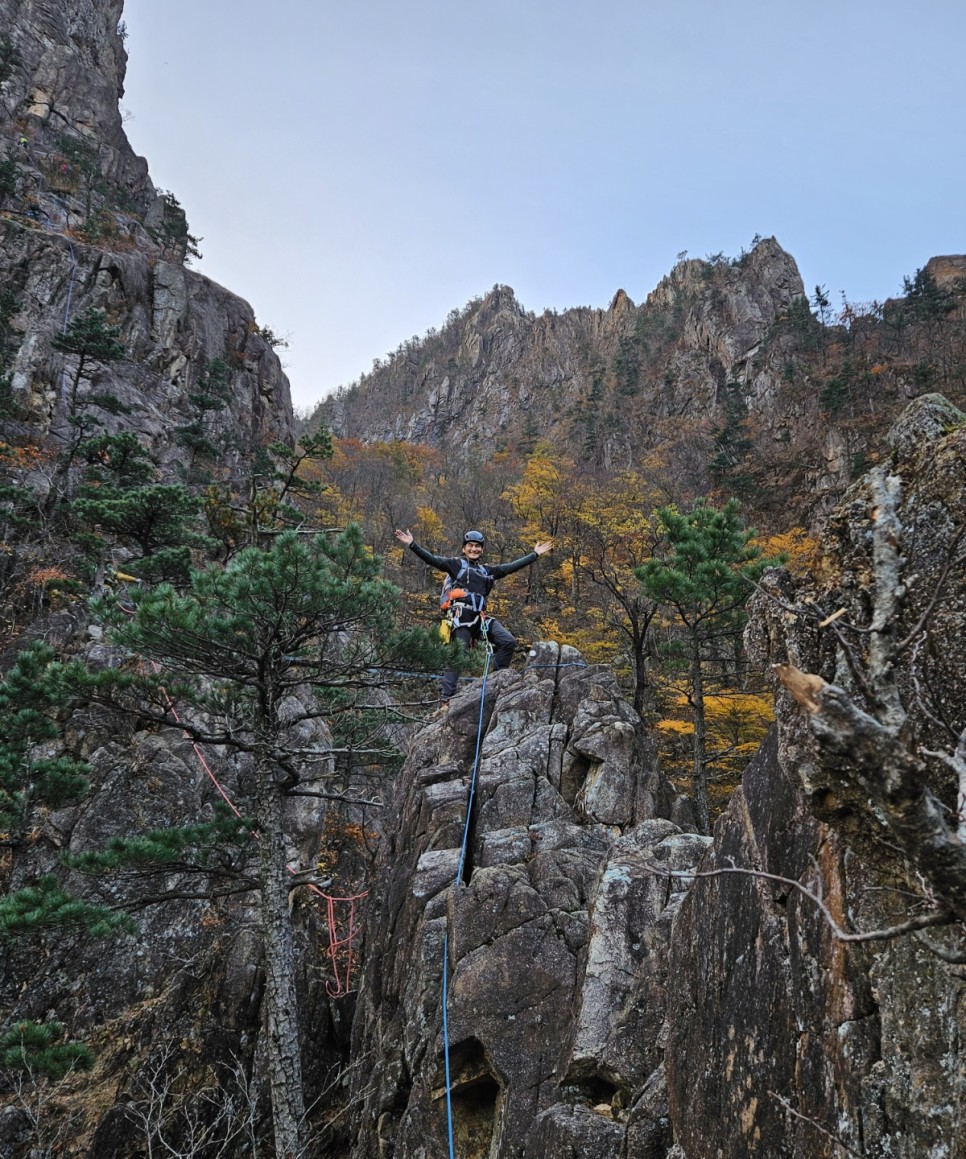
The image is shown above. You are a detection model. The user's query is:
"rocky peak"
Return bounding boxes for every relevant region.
[477,282,525,319]
[1,0,140,184]
[607,287,634,313]
[0,0,295,469]
[317,237,810,483]
[923,252,966,290]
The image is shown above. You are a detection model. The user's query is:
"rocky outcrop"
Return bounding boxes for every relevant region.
[0,223,295,471]
[344,396,966,1159]
[1,1,136,172]
[318,242,806,484]
[665,393,966,1158]
[345,642,707,1158]
[2,6,964,1157]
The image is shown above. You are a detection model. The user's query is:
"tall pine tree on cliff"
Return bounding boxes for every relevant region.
[63,526,450,1156]
[637,498,780,834]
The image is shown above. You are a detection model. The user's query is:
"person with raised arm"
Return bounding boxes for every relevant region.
[394,527,552,711]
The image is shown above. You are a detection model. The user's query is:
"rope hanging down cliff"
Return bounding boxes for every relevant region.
[441,621,494,1159]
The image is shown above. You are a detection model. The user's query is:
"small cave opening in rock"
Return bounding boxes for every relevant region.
[566,1071,620,1112]
[437,1037,502,1158]
[560,750,592,811]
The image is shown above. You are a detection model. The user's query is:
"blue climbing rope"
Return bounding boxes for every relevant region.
[442,619,493,1159]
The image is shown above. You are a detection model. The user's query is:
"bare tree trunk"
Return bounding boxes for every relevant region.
[255,744,307,1158]
[691,640,710,835]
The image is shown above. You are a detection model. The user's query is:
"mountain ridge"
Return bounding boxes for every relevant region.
[313,238,966,527]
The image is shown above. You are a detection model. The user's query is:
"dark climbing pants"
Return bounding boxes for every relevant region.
[441,619,516,700]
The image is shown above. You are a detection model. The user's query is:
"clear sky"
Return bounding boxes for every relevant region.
[120,0,965,411]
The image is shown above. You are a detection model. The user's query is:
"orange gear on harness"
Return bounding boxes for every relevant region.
[440,586,468,611]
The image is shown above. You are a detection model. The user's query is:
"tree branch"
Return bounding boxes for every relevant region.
[284,790,385,807]
[767,1091,865,1158]
[642,859,956,944]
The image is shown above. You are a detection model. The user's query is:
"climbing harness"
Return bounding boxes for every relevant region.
[441,618,493,1159]
[440,558,493,640]
[440,558,492,612]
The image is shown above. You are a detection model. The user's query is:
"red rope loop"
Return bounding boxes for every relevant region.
[145,655,368,996]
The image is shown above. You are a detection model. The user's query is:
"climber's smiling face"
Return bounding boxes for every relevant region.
[462,541,484,561]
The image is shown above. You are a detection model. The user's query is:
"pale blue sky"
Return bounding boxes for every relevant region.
[120,0,965,410]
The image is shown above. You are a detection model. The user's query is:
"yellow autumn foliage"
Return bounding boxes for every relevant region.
[754,527,820,575]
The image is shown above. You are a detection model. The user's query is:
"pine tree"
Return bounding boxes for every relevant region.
[902,266,954,323]
[177,357,234,473]
[72,480,205,583]
[637,498,780,833]
[206,428,335,557]
[67,430,212,583]
[0,874,130,939]
[0,641,90,836]
[62,525,450,1156]
[0,646,131,1086]
[152,191,203,263]
[0,1019,94,1081]
[51,307,125,413]
[265,429,333,520]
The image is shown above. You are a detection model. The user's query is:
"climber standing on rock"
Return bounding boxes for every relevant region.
[394,527,552,712]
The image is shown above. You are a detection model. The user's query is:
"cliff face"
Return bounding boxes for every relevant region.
[670,394,966,1158]
[316,244,966,528]
[684,392,966,1159]
[0,1,133,158]
[315,240,850,510]
[0,0,295,472]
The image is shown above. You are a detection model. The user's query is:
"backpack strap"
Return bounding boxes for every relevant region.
[440,559,493,623]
